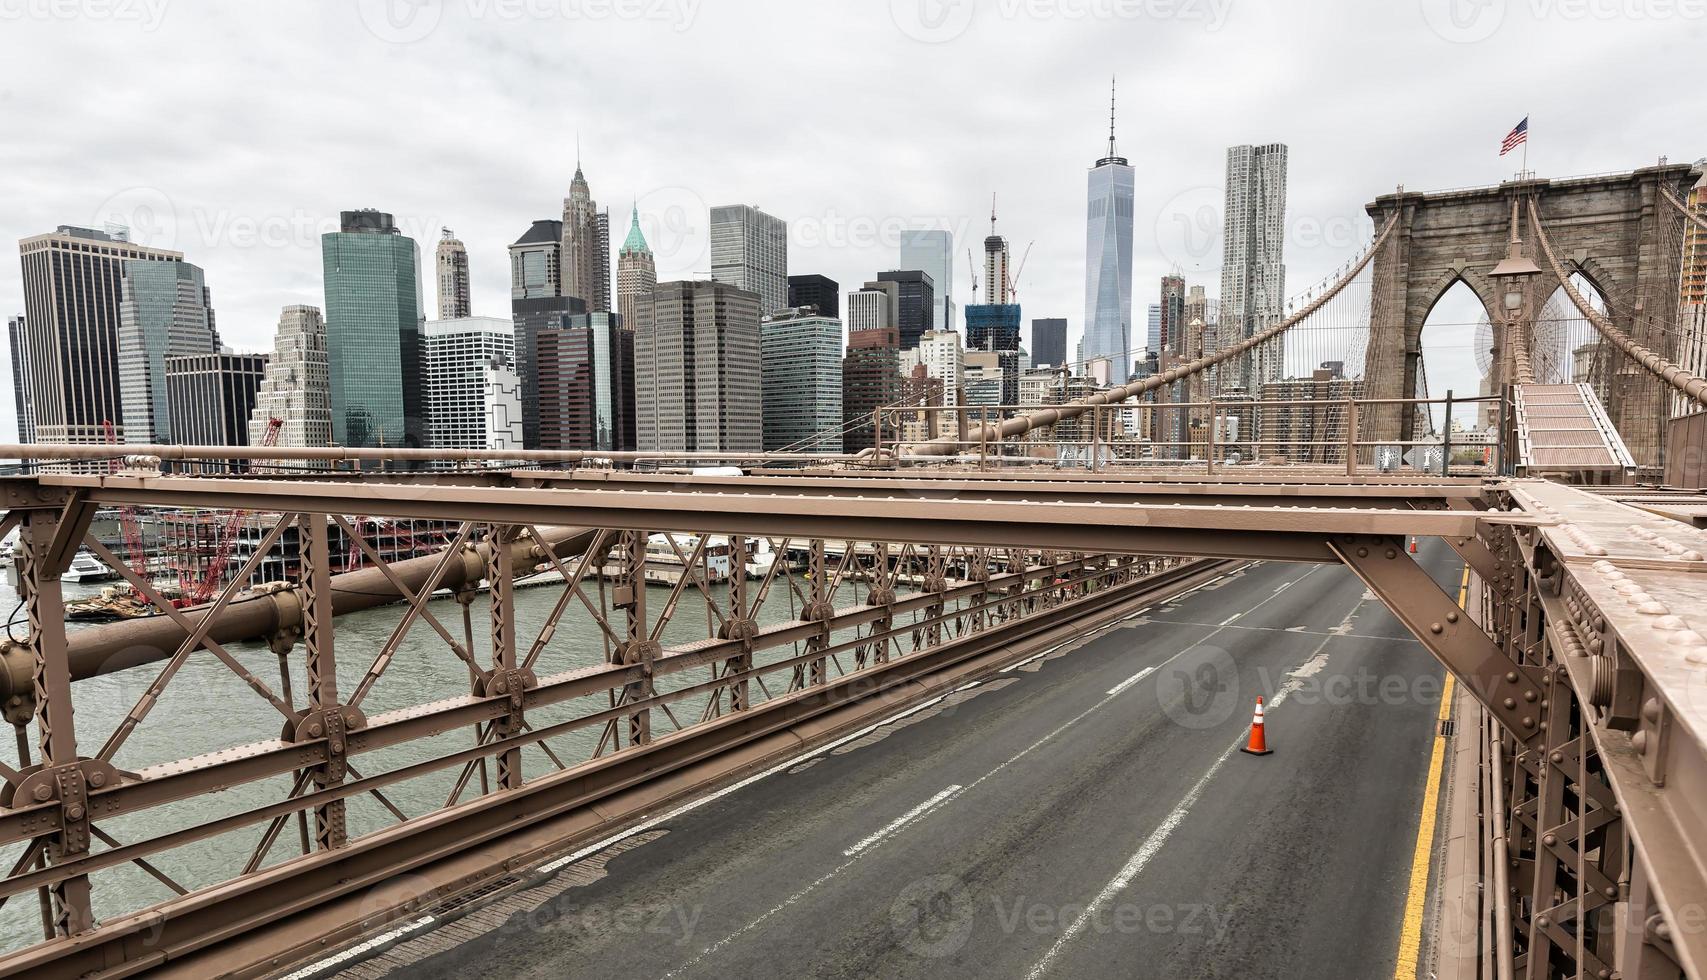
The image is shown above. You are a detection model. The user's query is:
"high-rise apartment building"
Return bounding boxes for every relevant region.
[617,205,657,331]
[436,228,471,320]
[710,205,788,315]
[534,312,635,453]
[561,166,611,312]
[634,281,762,452]
[17,225,185,447]
[760,307,844,451]
[787,274,840,318]
[117,258,220,443]
[1220,143,1288,393]
[248,305,332,452]
[1145,304,1161,353]
[899,229,954,340]
[875,270,936,349]
[842,325,901,452]
[1030,317,1067,369]
[1084,84,1135,368]
[322,209,424,450]
[420,317,522,458]
[165,352,267,450]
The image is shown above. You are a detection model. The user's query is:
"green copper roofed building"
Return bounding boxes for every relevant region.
[617,204,656,332]
[322,209,424,451]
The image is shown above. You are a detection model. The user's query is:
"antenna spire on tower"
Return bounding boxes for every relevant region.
[1108,75,1118,158]
[990,192,997,236]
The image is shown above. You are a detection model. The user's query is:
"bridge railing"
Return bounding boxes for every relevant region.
[0,475,1213,973]
[882,394,1503,476]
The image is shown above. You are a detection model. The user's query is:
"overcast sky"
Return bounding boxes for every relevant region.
[1,0,1702,442]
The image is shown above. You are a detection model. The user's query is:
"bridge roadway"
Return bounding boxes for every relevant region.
[323,546,1459,980]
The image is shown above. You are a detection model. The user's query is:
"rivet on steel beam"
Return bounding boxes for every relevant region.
[1632,731,1649,753]
[1543,833,1557,845]
[1385,549,1397,559]
[1429,623,1442,634]
[1504,698,1517,709]
[1526,691,1538,703]
[1642,698,1662,723]
[1506,672,1519,683]
[1550,750,1562,763]
[1446,612,1459,624]
[1356,547,1368,558]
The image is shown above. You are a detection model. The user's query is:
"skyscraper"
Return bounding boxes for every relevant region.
[1083,82,1135,368]
[617,204,657,331]
[634,280,763,452]
[248,305,332,453]
[420,316,523,458]
[321,209,424,450]
[436,228,471,320]
[787,274,840,318]
[535,311,635,453]
[711,205,788,314]
[17,225,185,448]
[508,218,577,449]
[8,315,33,445]
[875,270,936,349]
[848,281,899,332]
[1030,318,1067,369]
[916,328,965,406]
[165,352,267,449]
[842,325,901,452]
[1145,304,1161,353]
[899,229,954,339]
[561,165,611,312]
[761,307,844,451]
[984,201,1011,305]
[1220,143,1288,393]
[117,258,220,443]
[1159,274,1186,352]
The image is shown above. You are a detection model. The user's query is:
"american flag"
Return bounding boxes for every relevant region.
[1500,117,1529,156]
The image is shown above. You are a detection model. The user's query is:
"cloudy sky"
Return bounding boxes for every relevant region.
[1,0,1702,442]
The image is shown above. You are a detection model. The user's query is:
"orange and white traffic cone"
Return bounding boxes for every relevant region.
[1408,536,1418,554]
[1241,696,1273,756]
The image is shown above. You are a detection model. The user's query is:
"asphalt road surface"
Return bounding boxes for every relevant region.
[332,545,1456,980]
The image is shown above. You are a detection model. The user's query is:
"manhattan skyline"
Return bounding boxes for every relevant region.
[1,2,1701,442]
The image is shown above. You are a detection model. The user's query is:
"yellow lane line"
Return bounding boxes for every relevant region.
[1392,564,1467,978]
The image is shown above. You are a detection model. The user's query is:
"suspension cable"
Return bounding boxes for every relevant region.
[1527,197,1707,410]
[904,212,1402,456]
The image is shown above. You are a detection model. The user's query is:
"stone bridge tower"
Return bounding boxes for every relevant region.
[1363,163,1695,467]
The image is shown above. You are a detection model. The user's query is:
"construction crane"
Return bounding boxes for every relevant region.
[184,417,282,606]
[1007,240,1035,299]
[966,248,980,302]
[102,420,150,598]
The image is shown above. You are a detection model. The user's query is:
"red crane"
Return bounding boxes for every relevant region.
[184,417,282,606]
[102,420,149,596]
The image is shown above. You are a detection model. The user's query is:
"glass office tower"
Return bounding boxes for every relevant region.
[321,210,423,450]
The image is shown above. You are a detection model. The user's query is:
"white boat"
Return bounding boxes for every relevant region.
[61,550,118,583]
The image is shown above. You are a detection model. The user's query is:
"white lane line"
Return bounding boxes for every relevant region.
[1218,614,1241,626]
[1024,727,1246,980]
[843,785,962,857]
[1106,666,1155,697]
[1023,597,1366,980]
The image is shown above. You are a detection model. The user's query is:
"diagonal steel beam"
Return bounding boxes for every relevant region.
[1328,534,1545,746]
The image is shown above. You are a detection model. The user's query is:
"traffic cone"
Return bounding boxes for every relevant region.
[1408,536,1418,554]
[1241,697,1273,756]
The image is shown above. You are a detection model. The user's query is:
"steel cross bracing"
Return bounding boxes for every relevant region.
[0,468,1702,979]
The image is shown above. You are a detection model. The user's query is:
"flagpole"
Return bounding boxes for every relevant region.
[1521,115,1528,178]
